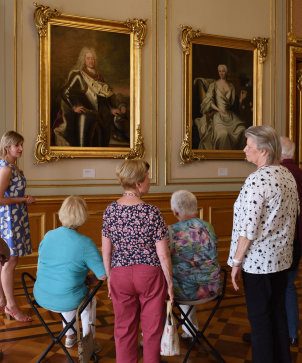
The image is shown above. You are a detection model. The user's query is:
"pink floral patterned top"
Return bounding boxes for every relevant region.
[102,202,167,268]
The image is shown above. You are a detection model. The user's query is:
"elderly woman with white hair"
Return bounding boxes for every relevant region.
[228,126,299,363]
[34,195,106,349]
[168,190,221,338]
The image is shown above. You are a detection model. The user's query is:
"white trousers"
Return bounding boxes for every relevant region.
[55,296,96,337]
[180,304,199,336]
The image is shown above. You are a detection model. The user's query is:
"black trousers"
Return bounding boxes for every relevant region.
[242,270,291,363]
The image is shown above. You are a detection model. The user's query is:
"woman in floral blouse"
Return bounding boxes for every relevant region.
[228,125,299,363]
[102,159,173,363]
[168,190,221,338]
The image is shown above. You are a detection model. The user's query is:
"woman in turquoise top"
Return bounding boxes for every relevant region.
[168,190,221,338]
[0,131,35,322]
[34,195,106,349]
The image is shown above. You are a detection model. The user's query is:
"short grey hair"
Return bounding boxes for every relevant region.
[245,125,281,165]
[280,136,295,159]
[58,195,88,229]
[170,190,198,218]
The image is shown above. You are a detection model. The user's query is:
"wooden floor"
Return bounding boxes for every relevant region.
[1,268,302,363]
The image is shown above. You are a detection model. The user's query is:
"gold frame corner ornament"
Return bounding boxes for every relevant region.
[34,123,73,164]
[180,126,204,164]
[288,45,302,144]
[251,37,269,64]
[114,125,145,160]
[287,32,302,45]
[33,4,146,163]
[288,31,297,44]
[125,18,147,48]
[179,26,268,162]
[180,25,202,55]
[33,2,61,37]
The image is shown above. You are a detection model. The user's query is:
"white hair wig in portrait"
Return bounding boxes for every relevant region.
[170,190,198,219]
[58,195,88,229]
[218,64,228,73]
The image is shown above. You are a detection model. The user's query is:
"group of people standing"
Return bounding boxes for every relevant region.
[0,125,301,363]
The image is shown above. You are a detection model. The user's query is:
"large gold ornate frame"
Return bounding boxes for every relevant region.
[179,26,268,163]
[287,0,302,166]
[33,3,146,163]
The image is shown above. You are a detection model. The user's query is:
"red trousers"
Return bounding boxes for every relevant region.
[110,264,167,363]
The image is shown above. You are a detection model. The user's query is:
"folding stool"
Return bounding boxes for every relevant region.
[173,268,227,363]
[22,272,103,363]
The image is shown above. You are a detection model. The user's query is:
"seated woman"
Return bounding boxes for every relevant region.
[34,195,106,349]
[168,190,221,338]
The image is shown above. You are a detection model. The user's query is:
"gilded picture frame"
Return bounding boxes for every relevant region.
[33,3,146,163]
[179,26,268,163]
[288,45,302,166]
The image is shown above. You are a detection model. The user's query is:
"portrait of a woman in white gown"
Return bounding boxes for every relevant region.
[194,64,247,150]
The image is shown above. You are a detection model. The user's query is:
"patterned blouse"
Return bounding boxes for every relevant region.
[0,159,31,256]
[168,218,221,302]
[228,165,299,274]
[102,202,167,268]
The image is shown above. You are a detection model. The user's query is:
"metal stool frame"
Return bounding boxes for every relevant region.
[22,272,103,363]
[173,268,227,363]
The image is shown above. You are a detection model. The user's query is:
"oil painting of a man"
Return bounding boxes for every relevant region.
[50,26,130,148]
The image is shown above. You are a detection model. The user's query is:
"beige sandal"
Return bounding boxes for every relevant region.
[4,306,32,322]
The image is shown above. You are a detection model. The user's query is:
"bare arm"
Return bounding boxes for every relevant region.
[0,165,35,206]
[156,237,174,303]
[231,236,252,291]
[101,235,113,297]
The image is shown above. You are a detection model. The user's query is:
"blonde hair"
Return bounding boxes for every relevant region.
[170,190,198,218]
[0,131,24,158]
[116,159,150,189]
[58,195,88,229]
[245,125,281,164]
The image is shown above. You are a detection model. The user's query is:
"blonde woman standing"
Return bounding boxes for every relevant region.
[0,131,35,322]
[102,159,173,363]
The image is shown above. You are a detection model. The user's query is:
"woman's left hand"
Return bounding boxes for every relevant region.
[231,265,242,291]
[167,284,174,304]
[107,278,111,299]
[24,195,35,205]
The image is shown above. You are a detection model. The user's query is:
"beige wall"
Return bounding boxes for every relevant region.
[0,0,289,196]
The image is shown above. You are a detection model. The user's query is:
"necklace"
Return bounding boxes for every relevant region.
[123,192,138,197]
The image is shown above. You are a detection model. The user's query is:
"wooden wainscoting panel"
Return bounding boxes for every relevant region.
[198,208,204,220]
[53,212,60,229]
[16,213,47,281]
[208,206,235,267]
[160,210,178,226]
[28,213,46,251]
[209,206,234,238]
[78,211,104,247]
[20,192,238,281]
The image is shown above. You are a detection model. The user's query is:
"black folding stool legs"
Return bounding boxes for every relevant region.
[22,272,103,363]
[173,268,227,363]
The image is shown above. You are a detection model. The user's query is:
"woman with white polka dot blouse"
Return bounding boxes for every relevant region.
[228,125,299,363]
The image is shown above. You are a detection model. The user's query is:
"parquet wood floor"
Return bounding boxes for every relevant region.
[1,267,302,362]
